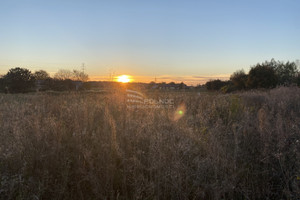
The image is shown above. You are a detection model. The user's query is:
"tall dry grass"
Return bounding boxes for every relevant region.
[0,87,299,199]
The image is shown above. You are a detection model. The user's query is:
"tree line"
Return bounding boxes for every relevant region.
[206,59,300,93]
[0,68,89,93]
[1,59,299,93]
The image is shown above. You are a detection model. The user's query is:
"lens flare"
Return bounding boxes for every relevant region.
[173,103,186,121]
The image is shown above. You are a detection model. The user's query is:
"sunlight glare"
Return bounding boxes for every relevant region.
[116,75,132,83]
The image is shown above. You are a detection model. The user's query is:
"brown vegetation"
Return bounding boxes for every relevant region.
[0,87,299,199]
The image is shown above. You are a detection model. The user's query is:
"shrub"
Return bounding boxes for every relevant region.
[247,64,278,89]
[230,70,247,90]
[206,79,231,91]
[2,67,35,93]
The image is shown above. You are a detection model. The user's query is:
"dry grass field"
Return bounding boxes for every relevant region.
[0,87,299,199]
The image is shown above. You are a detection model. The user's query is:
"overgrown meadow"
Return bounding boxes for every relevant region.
[0,87,299,199]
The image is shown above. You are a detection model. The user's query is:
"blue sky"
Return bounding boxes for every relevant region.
[0,0,299,84]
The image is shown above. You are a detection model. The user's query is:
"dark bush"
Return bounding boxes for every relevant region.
[0,77,4,92]
[247,64,278,89]
[3,67,35,93]
[230,70,248,90]
[49,79,75,91]
[206,79,231,91]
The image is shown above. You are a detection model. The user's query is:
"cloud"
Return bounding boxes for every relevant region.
[152,74,230,85]
[192,74,231,79]
[89,74,230,86]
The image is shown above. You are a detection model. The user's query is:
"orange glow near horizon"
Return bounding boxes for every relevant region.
[115,75,132,83]
[89,74,230,85]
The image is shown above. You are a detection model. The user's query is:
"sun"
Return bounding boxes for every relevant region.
[116,75,132,83]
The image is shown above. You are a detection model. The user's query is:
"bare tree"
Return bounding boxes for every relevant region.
[34,70,50,80]
[54,69,73,80]
[54,69,89,82]
[73,70,89,82]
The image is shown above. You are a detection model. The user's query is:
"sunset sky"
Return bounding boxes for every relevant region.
[0,0,299,85]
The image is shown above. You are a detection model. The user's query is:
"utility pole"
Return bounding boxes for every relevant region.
[108,68,116,82]
[296,59,300,68]
[81,63,85,73]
